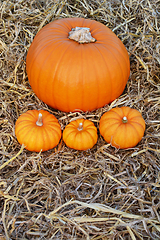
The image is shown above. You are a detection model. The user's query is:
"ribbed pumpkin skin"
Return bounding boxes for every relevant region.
[63,119,98,150]
[26,18,130,112]
[99,107,145,149]
[15,110,62,152]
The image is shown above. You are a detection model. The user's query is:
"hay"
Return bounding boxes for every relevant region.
[0,0,160,239]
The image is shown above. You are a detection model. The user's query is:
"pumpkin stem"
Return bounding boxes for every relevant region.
[68,27,96,43]
[36,113,43,126]
[122,116,128,123]
[78,122,83,131]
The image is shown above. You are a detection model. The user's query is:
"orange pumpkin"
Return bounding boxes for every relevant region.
[26,18,130,112]
[99,107,145,149]
[15,110,62,152]
[63,119,98,150]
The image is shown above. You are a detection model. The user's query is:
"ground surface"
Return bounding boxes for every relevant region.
[0,0,160,239]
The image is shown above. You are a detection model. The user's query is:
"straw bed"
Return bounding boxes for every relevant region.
[0,0,160,239]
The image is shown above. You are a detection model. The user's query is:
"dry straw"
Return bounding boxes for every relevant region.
[0,0,160,239]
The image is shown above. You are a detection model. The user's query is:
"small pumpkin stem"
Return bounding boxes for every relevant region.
[68,27,96,43]
[78,122,83,131]
[122,116,128,123]
[36,113,43,126]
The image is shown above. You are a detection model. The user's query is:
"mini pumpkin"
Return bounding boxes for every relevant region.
[63,119,98,150]
[26,17,130,112]
[99,107,145,149]
[15,110,62,152]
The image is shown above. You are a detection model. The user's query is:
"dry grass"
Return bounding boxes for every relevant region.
[0,0,160,239]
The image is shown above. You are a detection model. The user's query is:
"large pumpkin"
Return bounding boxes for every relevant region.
[26,18,130,112]
[99,107,146,149]
[15,110,62,152]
